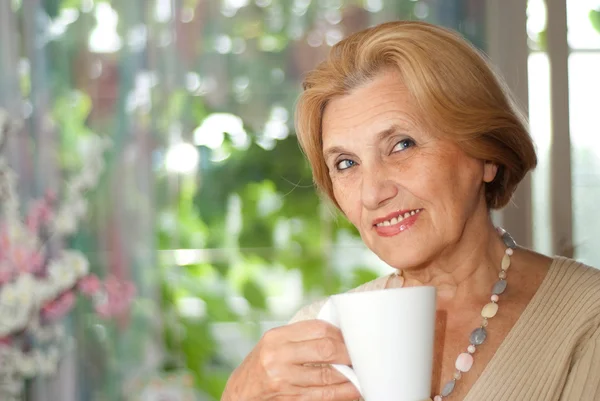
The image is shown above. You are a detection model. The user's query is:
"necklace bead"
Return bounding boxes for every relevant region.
[441,379,456,396]
[481,302,499,318]
[492,279,508,295]
[455,353,474,372]
[470,327,487,345]
[502,232,517,249]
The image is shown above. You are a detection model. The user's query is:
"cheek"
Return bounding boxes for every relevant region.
[439,159,486,214]
[332,176,361,221]
[406,151,478,209]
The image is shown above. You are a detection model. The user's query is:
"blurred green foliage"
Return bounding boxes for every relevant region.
[156,127,369,399]
[591,9,600,34]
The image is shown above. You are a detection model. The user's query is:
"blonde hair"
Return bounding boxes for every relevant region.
[295,20,537,210]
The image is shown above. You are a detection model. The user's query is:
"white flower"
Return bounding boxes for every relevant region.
[35,279,60,304]
[53,209,77,235]
[65,174,87,193]
[0,369,23,400]
[65,251,90,278]
[0,162,19,215]
[17,353,37,378]
[47,259,76,293]
[0,344,64,382]
[0,346,17,374]
[70,196,88,219]
[0,109,22,144]
[0,275,36,336]
[79,163,101,188]
[14,274,36,297]
[43,251,89,295]
[38,347,60,375]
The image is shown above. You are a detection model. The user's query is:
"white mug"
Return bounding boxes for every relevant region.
[317,286,436,401]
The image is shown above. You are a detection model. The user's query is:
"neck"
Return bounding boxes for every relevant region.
[401,216,507,309]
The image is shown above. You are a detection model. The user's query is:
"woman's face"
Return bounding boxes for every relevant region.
[321,69,497,269]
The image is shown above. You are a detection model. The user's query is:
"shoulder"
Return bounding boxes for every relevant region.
[541,257,600,343]
[546,256,600,302]
[288,274,391,324]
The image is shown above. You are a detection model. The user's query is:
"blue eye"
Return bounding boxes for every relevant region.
[392,138,416,152]
[336,159,356,170]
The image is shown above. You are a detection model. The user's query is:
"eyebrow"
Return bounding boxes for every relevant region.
[322,124,403,160]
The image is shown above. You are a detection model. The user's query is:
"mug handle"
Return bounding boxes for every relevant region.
[317,299,362,395]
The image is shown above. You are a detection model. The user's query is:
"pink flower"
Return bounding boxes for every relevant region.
[26,198,54,233]
[0,227,10,251]
[10,246,44,275]
[94,302,112,318]
[45,189,57,203]
[78,274,102,296]
[29,251,44,273]
[94,276,136,319]
[41,291,76,322]
[0,262,15,284]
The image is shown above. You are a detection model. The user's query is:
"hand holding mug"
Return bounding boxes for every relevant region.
[221,319,361,401]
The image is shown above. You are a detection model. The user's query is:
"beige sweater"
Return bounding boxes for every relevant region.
[289,257,600,400]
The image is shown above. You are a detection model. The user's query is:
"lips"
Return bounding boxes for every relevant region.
[372,209,423,237]
[372,208,423,227]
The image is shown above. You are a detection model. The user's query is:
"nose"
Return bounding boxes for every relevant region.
[361,164,398,210]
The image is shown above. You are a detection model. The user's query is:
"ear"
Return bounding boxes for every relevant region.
[483,161,498,183]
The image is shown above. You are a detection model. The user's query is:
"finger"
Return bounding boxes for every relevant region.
[284,320,344,342]
[286,364,349,387]
[301,382,361,401]
[262,320,340,345]
[284,337,352,365]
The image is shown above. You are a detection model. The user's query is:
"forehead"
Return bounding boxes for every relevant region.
[321,70,419,144]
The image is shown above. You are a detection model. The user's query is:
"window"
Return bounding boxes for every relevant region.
[528,0,600,266]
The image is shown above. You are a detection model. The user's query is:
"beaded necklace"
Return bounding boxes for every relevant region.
[395,228,517,401]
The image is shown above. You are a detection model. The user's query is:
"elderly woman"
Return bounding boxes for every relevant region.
[222,21,600,401]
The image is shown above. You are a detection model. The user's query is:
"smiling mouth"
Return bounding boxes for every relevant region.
[374,209,423,227]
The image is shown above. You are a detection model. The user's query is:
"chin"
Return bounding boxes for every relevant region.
[361,220,440,269]
[381,252,426,271]
[370,241,431,270]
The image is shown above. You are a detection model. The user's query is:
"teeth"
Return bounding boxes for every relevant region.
[376,209,422,227]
